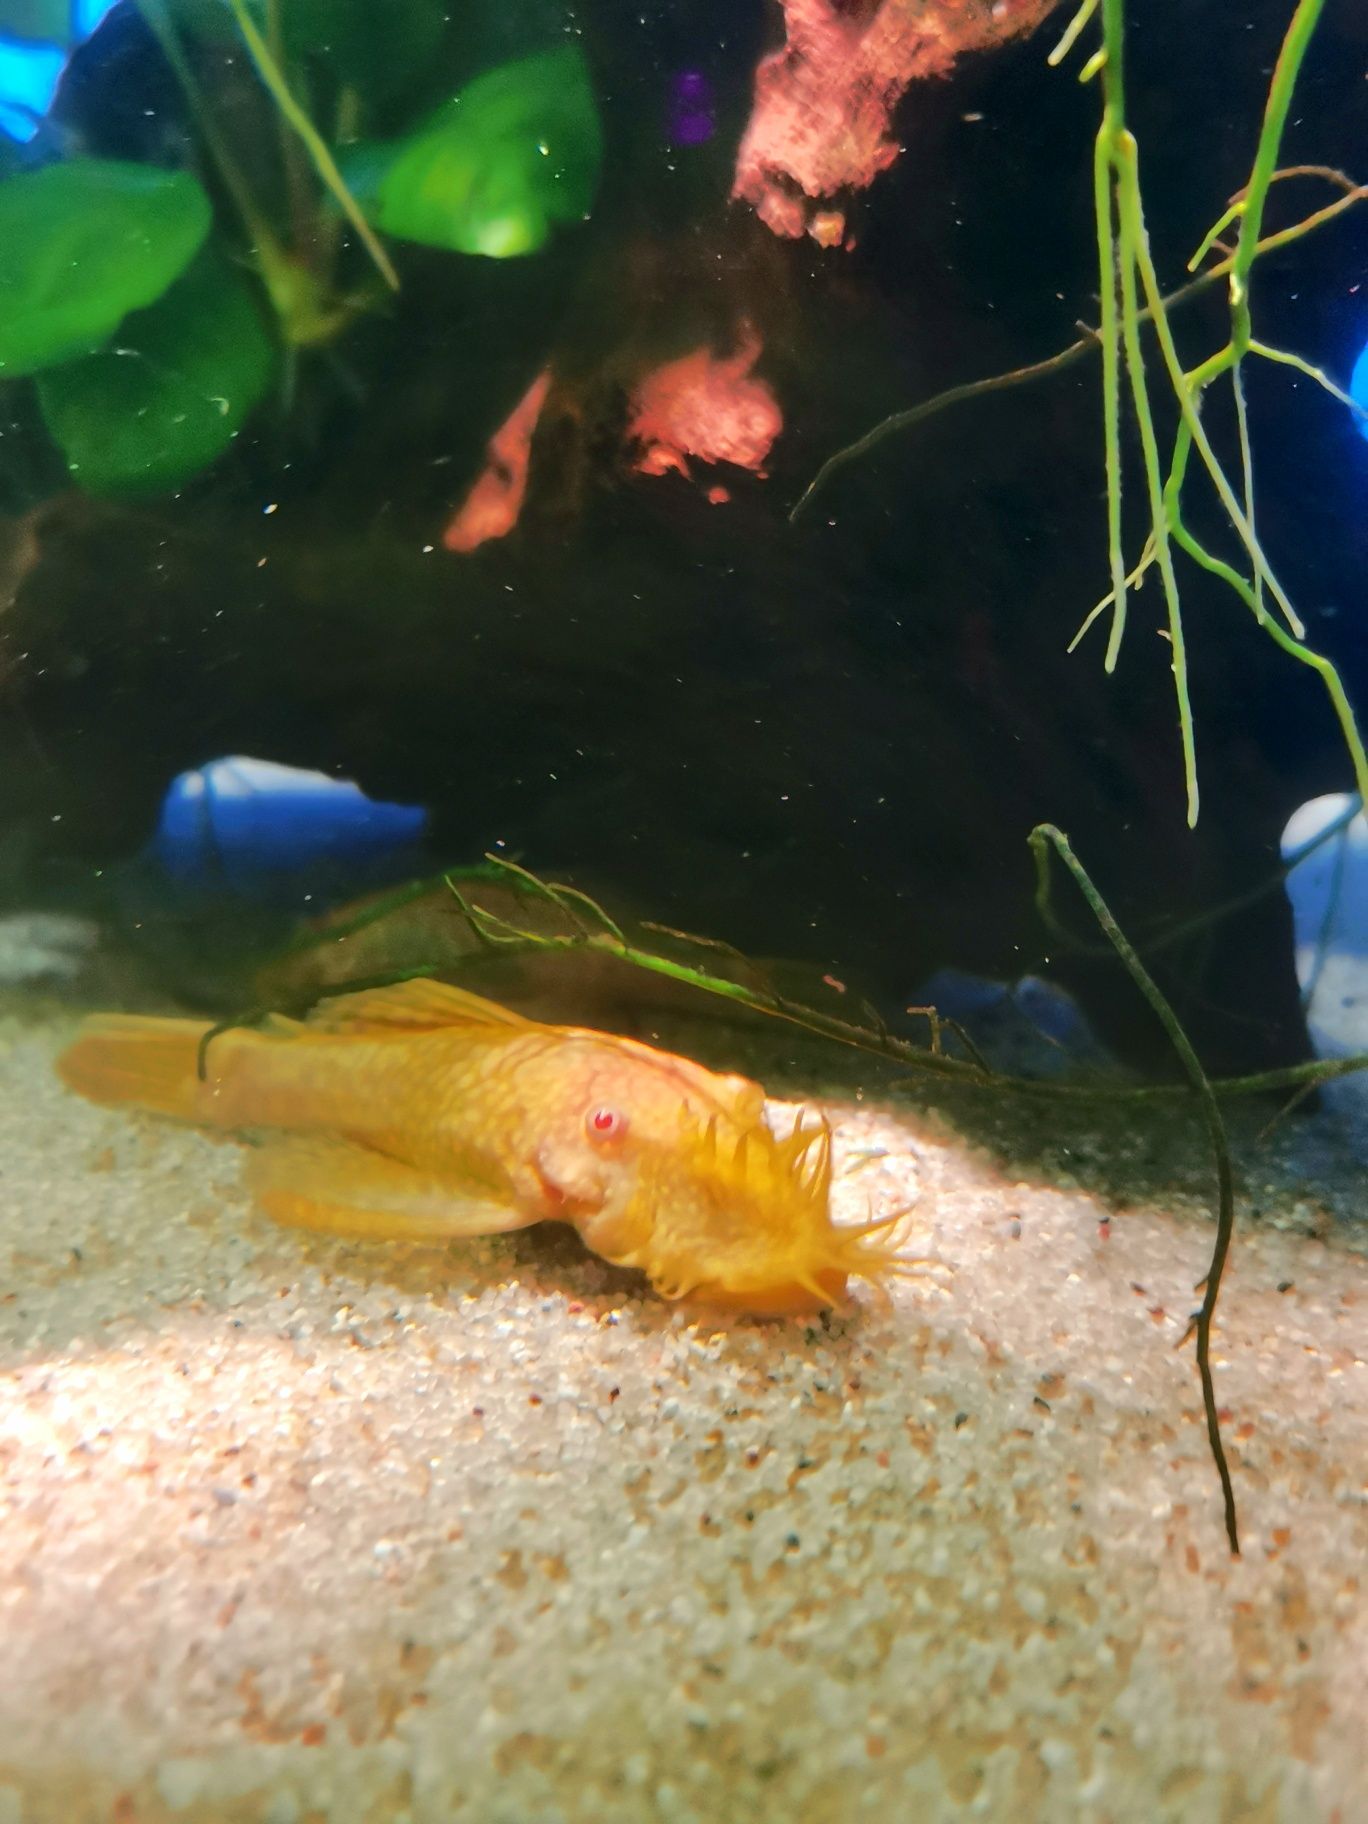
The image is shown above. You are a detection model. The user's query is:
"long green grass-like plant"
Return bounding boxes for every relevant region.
[1057,0,1368,825]
[134,0,393,347]
[795,6,1368,833]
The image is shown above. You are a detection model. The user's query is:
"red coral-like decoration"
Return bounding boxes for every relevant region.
[442,369,553,554]
[627,327,783,481]
[733,0,1061,243]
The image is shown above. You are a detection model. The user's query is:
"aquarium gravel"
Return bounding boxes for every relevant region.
[2,1008,1366,1824]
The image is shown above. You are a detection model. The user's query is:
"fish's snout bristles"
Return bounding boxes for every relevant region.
[691,1104,836,1213]
[835,1196,953,1295]
[841,1246,952,1312]
[851,1208,902,1243]
[882,1253,952,1282]
[810,1123,832,1190]
[781,1107,833,1198]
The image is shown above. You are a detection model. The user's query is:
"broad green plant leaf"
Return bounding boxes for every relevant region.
[340,46,602,257]
[36,247,277,495]
[0,158,211,376]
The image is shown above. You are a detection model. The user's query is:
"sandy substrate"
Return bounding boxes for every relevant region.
[1,1003,1366,1824]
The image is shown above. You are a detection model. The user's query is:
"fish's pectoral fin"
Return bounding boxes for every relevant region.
[245,1135,540,1241]
[301,978,535,1036]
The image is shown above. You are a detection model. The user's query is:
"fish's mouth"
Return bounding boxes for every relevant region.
[684,1262,851,1317]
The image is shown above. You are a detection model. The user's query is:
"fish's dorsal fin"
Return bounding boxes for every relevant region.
[303,978,537,1035]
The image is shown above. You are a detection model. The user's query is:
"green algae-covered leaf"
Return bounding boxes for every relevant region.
[36,247,276,496]
[340,46,602,257]
[0,158,211,377]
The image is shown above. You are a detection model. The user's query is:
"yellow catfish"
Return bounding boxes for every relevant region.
[58,979,909,1314]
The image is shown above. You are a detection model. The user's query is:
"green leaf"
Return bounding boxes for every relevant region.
[340,46,602,257]
[0,158,212,377]
[36,247,277,496]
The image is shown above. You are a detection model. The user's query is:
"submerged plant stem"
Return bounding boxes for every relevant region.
[796,0,1360,831]
[224,0,399,292]
[789,174,1365,522]
[1093,121,1127,669]
[136,0,279,256]
[1030,823,1240,1555]
[1110,130,1199,820]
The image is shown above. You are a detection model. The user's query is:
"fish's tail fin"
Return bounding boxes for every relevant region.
[58,1014,211,1122]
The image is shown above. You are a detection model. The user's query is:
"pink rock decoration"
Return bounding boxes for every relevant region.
[732,0,1061,244]
[627,327,782,482]
[443,368,552,553]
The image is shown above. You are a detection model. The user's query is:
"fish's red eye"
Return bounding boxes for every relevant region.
[587,1105,626,1140]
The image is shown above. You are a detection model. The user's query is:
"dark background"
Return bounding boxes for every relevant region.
[2,0,1366,1073]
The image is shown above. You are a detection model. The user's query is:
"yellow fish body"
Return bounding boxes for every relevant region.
[57,979,907,1314]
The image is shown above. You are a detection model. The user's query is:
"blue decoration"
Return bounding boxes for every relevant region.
[0,0,122,143]
[71,0,119,37]
[0,35,65,142]
[147,755,429,903]
[1281,793,1368,1133]
[1351,337,1368,445]
[908,965,1114,1079]
[1282,794,1368,963]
